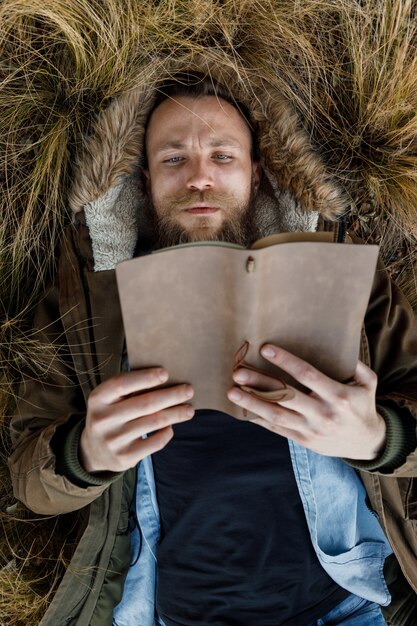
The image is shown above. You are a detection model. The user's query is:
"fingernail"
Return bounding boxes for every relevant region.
[186,406,195,418]
[185,385,194,398]
[228,388,242,401]
[158,369,169,382]
[261,345,276,358]
[234,369,249,383]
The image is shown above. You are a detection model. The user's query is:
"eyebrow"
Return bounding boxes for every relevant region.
[155,139,242,153]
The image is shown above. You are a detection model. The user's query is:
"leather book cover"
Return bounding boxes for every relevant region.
[116,234,379,420]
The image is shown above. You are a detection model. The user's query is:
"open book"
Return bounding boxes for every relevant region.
[116,232,379,420]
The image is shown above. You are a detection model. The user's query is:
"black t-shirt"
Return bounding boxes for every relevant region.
[152,410,348,626]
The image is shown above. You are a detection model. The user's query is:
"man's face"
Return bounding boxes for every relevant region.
[143,95,261,247]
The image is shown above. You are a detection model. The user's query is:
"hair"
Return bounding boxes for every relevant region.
[142,72,259,166]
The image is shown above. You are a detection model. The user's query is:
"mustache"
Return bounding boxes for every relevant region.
[166,191,239,209]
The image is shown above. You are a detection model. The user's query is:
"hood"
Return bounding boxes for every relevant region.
[67,57,348,271]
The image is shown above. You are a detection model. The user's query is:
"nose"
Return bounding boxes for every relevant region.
[186,158,214,191]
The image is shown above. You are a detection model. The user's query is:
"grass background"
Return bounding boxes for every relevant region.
[0,1,416,622]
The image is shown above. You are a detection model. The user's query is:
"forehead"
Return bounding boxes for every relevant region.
[146,95,252,151]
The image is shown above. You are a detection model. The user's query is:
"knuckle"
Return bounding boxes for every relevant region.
[271,405,284,421]
[85,415,106,439]
[304,428,321,446]
[138,392,155,413]
[320,404,335,421]
[106,436,122,455]
[151,411,169,429]
[141,368,162,384]
[311,421,329,439]
[87,387,101,409]
[266,422,281,436]
[87,408,111,432]
[334,390,351,411]
[299,365,316,387]
[86,422,100,441]
[107,372,126,392]
[179,384,193,399]
[321,410,336,428]
[123,441,148,469]
[112,380,128,399]
[181,404,194,419]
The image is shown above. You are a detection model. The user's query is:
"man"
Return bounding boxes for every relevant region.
[9,76,417,625]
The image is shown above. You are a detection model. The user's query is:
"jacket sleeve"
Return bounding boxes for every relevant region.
[346,256,417,476]
[8,283,116,515]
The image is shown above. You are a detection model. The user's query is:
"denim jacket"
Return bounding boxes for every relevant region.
[113,440,392,626]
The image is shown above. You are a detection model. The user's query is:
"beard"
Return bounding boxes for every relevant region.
[147,179,260,250]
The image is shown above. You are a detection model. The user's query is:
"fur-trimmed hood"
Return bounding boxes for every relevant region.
[68,58,348,271]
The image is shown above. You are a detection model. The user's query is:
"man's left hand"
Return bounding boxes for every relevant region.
[227,344,386,461]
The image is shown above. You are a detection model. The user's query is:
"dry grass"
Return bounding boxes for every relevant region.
[0,1,416,622]
[0,487,75,626]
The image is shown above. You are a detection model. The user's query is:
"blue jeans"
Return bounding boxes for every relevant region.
[309,593,387,625]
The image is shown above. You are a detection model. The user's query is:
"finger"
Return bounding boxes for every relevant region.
[233,381,333,428]
[250,416,306,443]
[114,405,195,446]
[233,367,285,391]
[240,386,295,403]
[271,386,321,416]
[260,344,342,397]
[109,426,175,472]
[227,385,302,428]
[95,383,194,424]
[88,368,170,407]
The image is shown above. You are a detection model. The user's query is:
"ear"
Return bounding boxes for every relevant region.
[252,161,261,192]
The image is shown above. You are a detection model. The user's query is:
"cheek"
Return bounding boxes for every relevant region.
[225,168,253,197]
[149,171,181,204]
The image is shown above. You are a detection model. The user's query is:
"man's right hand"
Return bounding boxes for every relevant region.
[79,368,194,474]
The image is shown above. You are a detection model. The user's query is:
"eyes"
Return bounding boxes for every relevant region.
[163,154,233,164]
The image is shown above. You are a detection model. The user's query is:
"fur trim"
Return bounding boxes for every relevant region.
[257,93,347,219]
[252,175,319,236]
[69,86,155,213]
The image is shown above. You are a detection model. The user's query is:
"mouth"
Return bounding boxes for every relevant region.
[184,206,220,215]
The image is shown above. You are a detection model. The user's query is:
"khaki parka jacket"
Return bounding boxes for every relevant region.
[8,214,417,626]
[7,79,417,625]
